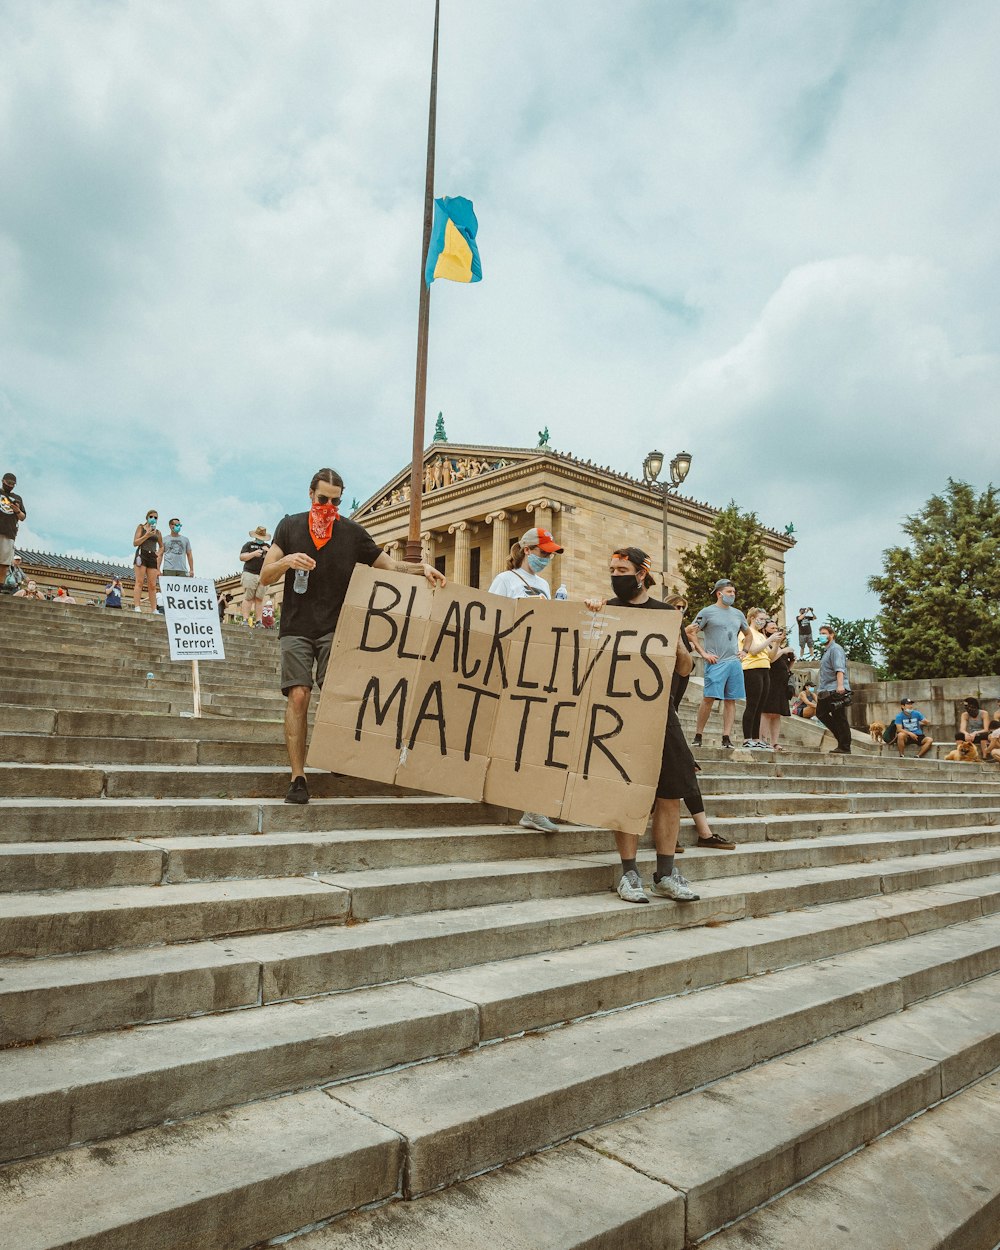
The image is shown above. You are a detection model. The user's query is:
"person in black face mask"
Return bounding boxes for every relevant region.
[587,547,735,906]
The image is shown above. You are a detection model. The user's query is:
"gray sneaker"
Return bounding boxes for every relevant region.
[651,867,700,902]
[520,812,559,833]
[617,869,649,904]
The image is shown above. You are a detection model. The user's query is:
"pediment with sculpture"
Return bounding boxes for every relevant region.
[367,449,521,513]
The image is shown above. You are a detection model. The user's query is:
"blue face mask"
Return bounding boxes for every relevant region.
[171,524,182,533]
[527,552,551,574]
[721,593,735,606]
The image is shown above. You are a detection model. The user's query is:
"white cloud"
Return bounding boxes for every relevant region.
[1,0,999,617]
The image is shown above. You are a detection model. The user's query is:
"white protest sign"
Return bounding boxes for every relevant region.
[160,578,226,662]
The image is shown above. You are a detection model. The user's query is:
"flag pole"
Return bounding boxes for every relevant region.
[405,0,440,563]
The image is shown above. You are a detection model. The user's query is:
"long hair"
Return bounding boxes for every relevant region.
[611,546,655,588]
[506,539,527,571]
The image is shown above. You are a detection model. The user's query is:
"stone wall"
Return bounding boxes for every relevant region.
[849,675,1000,736]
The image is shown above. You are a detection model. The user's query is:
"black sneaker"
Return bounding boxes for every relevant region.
[721,736,734,749]
[284,775,310,804]
[692,734,703,747]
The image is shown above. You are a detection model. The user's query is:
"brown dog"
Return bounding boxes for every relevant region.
[869,722,886,743]
[945,741,981,763]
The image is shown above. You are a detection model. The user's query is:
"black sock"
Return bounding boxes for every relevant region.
[654,854,674,882]
[620,857,638,876]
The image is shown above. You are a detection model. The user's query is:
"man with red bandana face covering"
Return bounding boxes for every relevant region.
[261,467,446,804]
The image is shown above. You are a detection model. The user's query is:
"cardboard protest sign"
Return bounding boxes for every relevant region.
[160,578,226,661]
[308,568,678,834]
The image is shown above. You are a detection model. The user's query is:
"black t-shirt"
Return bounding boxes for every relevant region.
[608,596,671,610]
[240,539,270,575]
[0,488,25,539]
[272,511,382,639]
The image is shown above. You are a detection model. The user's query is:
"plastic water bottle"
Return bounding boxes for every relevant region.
[293,569,309,594]
[554,584,568,600]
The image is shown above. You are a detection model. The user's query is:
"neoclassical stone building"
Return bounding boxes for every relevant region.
[354,443,794,614]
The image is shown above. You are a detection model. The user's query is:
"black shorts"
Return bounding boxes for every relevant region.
[656,704,701,802]
[135,551,158,570]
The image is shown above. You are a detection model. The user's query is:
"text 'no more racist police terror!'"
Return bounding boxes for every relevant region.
[160,577,226,662]
[308,568,678,834]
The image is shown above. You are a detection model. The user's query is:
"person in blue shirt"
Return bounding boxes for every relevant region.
[894,698,934,758]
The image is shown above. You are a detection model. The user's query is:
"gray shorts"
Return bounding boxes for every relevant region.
[280,632,334,695]
[0,536,15,566]
[240,571,261,598]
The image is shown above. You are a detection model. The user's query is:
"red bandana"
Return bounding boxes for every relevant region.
[308,502,339,549]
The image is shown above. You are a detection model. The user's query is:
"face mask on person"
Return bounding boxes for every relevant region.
[526,552,551,574]
[170,524,181,534]
[610,574,642,602]
[308,499,339,549]
[819,634,831,647]
[146,516,157,525]
[721,592,735,606]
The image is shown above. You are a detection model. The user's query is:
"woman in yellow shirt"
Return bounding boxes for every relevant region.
[739,608,784,749]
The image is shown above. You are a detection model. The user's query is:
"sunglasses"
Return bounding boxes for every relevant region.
[314,492,342,505]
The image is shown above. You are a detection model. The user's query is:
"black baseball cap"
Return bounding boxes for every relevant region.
[901,698,914,705]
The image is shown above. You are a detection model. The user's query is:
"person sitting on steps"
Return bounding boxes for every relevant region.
[893,698,934,758]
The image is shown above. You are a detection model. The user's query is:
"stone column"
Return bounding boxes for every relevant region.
[449,521,471,586]
[527,498,561,540]
[486,510,510,582]
[420,531,436,565]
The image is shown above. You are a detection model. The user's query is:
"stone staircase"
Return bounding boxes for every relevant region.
[2,595,1000,1249]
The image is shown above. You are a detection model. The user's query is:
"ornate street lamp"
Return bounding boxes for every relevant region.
[642,449,664,485]
[644,448,693,599]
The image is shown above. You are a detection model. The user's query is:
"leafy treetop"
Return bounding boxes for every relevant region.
[677,500,783,619]
[869,479,1000,680]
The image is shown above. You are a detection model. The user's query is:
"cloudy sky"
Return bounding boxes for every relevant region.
[2,0,998,618]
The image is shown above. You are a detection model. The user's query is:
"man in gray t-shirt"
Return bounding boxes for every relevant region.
[816,622,852,753]
[686,578,751,748]
[159,518,194,577]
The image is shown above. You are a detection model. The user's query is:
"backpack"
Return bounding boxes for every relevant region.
[882,721,898,744]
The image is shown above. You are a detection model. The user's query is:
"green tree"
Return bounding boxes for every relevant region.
[868,479,1000,680]
[824,616,883,668]
[677,500,783,617]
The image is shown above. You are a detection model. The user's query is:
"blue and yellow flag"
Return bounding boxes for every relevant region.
[424,196,482,286]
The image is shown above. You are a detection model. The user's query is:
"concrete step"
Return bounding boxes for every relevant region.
[0,794,509,841]
[5,869,997,1049]
[701,1067,1000,1250]
[6,758,1000,814]
[7,835,1000,954]
[0,675,288,710]
[0,823,609,890]
[1,705,288,742]
[0,763,403,800]
[0,1091,401,1250]
[0,877,350,958]
[331,939,1000,1197]
[0,733,291,767]
[3,820,985,891]
[304,978,1000,1249]
[0,981,475,1166]
[3,906,998,1174]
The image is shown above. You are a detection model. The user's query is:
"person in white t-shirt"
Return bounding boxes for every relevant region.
[488,526,564,833]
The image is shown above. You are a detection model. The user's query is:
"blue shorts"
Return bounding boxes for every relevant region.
[703,658,746,701]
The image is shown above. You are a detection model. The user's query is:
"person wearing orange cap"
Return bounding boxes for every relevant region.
[488,526,565,833]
